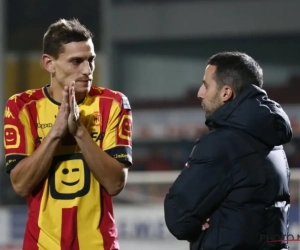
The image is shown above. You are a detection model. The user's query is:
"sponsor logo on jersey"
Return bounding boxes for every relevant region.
[4,125,20,149]
[4,107,15,119]
[119,115,132,141]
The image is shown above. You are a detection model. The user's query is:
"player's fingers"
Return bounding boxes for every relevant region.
[69,84,74,114]
[72,88,80,118]
[69,81,75,111]
[61,86,69,109]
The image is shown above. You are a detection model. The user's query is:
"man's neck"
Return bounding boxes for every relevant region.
[47,84,63,103]
[47,83,87,104]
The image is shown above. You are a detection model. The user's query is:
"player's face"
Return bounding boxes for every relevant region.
[53,39,96,97]
[198,65,223,118]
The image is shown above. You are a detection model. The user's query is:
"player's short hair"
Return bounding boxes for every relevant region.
[43,18,93,59]
[207,51,263,96]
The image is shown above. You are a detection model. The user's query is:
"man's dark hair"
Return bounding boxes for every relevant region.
[43,18,93,59]
[207,51,263,96]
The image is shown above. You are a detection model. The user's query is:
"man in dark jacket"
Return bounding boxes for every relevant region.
[164,52,292,250]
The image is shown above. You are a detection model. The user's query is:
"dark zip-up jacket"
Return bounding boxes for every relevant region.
[164,85,292,250]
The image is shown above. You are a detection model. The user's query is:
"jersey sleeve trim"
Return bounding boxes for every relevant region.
[105,146,132,167]
[5,154,27,174]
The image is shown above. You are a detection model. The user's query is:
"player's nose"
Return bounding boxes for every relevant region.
[82,61,92,75]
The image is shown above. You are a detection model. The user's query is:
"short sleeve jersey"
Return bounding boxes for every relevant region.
[4,85,133,250]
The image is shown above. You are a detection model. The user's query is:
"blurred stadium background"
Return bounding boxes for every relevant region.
[0,0,300,249]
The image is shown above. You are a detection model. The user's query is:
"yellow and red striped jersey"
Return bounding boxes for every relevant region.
[4,85,133,250]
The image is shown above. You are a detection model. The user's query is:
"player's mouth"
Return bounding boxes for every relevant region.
[75,78,92,86]
[62,180,80,186]
[76,78,92,82]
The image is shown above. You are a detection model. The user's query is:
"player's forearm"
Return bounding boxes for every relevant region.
[74,126,127,196]
[10,132,61,197]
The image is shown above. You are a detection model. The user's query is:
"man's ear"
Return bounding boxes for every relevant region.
[42,54,55,73]
[221,85,234,102]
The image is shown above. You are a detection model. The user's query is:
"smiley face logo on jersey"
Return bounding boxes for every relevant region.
[49,154,90,200]
[4,125,20,149]
[118,115,132,141]
[61,167,80,186]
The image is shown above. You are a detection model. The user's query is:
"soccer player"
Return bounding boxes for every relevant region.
[4,18,132,250]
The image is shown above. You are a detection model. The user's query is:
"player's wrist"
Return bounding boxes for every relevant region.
[47,129,63,141]
[74,125,86,139]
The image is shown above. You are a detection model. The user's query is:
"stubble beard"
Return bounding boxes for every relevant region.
[204,93,222,119]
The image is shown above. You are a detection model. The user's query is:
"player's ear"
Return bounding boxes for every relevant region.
[42,54,55,73]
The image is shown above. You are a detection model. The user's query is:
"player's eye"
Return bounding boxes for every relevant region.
[71,59,83,65]
[88,57,95,63]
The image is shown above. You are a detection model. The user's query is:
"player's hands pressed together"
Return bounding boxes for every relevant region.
[50,85,70,139]
[68,81,81,135]
[49,82,82,139]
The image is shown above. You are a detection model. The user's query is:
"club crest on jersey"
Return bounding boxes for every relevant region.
[91,112,102,126]
[4,125,20,149]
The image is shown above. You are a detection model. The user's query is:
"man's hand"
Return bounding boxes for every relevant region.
[68,82,81,135]
[202,219,210,231]
[49,86,70,139]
